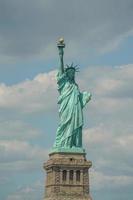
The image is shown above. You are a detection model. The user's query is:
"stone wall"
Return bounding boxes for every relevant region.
[43,152,92,200]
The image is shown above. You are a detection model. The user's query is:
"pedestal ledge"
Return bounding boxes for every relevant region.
[44,194,92,200]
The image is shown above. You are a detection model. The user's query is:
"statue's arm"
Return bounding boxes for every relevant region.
[57,38,65,75]
[58,47,64,74]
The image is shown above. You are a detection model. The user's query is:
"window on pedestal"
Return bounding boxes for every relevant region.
[69,170,74,181]
[62,170,67,181]
[76,170,80,182]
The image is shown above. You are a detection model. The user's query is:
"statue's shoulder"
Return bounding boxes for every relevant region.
[56,71,67,83]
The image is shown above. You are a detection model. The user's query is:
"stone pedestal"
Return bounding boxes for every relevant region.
[43,152,92,200]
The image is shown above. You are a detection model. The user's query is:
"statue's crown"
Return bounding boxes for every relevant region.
[65,63,79,72]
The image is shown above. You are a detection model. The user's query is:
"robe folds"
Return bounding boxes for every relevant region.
[54,72,91,148]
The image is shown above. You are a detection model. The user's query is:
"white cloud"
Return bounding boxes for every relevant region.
[97,29,133,54]
[116,134,133,151]
[0,140,48,172]
[0,70,57,113]
[0,120,41,140]
[84,125,133,152]
[94,78,123,95]
[91,169,133,190]
[6,180,43,200]
[79,64,133,116]
[83,125,112,146]
[84,123,133,176]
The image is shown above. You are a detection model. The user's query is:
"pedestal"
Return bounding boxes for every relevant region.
[43,152,92,200]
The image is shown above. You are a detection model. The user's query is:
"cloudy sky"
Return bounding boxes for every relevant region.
[0,0,133,200]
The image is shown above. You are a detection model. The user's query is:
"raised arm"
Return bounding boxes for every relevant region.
[57,38,65,74]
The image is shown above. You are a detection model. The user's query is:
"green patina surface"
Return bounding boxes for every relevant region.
[52,39,91,153]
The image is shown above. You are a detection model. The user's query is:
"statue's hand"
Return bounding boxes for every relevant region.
[59,48,64,56]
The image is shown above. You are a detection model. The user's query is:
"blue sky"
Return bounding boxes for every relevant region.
[0,1,133,200]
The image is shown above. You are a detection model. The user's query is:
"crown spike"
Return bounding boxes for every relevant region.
[65,63,80,73]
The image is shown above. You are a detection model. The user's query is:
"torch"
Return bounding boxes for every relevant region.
[57,38,65,73]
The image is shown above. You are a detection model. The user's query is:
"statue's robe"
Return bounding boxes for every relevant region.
[54,72,91,148]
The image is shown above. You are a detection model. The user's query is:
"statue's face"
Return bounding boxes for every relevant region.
[66,69,75,81]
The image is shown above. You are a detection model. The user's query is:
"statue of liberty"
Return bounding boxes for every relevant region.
[53,38,91,153]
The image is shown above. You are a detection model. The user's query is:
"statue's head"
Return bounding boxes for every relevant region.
[65,63,79,81]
